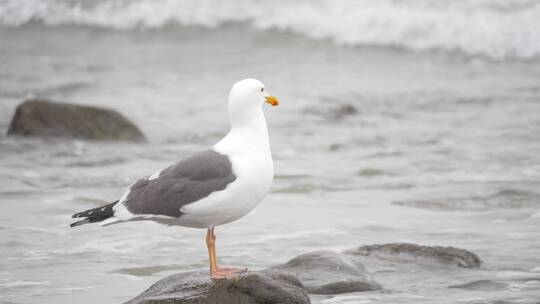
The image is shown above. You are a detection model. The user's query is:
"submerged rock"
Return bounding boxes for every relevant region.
[7,99,146,141]
[125,270,310,304]
[113,265,182,277]
[303,102,359,120]
[329,104,358,119]
[272,251,382,294]
[346,243,481,268]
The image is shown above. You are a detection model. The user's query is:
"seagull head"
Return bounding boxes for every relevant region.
[228,79,279,125]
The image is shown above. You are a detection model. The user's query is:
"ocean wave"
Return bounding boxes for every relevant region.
[1,0,540,60]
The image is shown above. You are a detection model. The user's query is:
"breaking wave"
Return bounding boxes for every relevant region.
[1,0,540,60]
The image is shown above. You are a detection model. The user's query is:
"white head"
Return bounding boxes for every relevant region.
[228,78,279,127]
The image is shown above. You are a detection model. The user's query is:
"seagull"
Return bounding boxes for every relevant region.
[70,79,279,279]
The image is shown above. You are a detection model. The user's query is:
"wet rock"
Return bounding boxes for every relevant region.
[346,243,481,268]
[125,270,310,304]
[7,99,146,141]
[271,250,382,294]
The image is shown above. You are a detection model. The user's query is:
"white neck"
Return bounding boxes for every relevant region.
[213,108,271,157]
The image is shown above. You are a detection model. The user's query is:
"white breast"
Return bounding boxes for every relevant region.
[176,110,274,228]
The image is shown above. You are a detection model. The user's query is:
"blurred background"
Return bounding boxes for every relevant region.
[1,1,540,303]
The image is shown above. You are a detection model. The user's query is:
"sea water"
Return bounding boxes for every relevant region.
[1,1,540,303]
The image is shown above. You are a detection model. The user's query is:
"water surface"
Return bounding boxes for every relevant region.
[1,17,540,304]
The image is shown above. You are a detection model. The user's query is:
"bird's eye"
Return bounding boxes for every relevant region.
[261,88,264,92]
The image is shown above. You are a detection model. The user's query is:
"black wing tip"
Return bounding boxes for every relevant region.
[71,200,119,219]
[70,218,90,227]
[72,211,88,218]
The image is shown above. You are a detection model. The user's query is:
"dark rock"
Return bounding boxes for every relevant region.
[7,99,146,142]
[125,270,310,304]
[346,243,481,268]
[271,250,381,294]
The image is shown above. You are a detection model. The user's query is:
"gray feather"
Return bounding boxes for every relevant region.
[123,149,236,217]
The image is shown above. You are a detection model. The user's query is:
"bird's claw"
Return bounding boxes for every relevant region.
[211,267,247,279]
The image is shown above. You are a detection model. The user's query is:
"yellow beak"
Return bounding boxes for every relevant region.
[265,95,279,106]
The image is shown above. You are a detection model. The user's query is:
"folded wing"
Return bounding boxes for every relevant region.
[121,149,237,218]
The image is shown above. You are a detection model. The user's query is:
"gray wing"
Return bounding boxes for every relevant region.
[122,149,236,217]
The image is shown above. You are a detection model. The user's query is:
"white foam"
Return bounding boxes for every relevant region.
[68,233,182,254]
[1,0,539,60]
[496,271,540,280]
[69,237,153,254]
[247,228,349,244]
[531,266,540,272]
[1,280,52,288]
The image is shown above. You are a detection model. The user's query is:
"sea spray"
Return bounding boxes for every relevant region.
[1,0,539,60]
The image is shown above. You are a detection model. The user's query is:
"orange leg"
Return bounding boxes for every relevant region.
[205,227,247,279]
[205,227,217,273]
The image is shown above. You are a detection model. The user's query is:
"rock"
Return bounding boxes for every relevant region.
[271,250,382,294]
[7,99,146,141]
[125,270,310,304]
[127,251,383,302]
[346,243,481,268]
